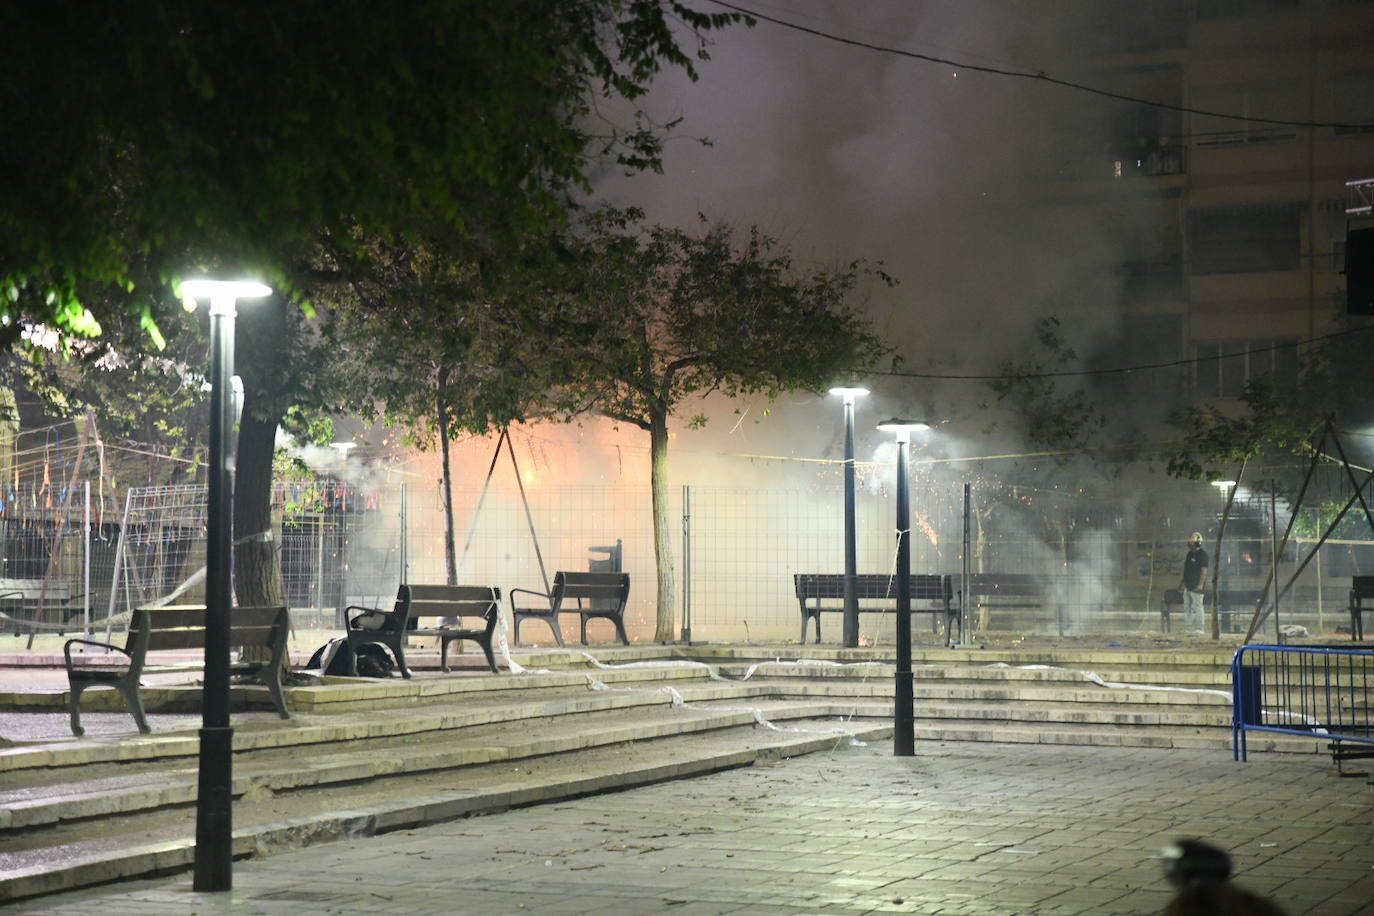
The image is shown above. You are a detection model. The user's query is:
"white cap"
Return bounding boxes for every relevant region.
[1190,532,1203,542]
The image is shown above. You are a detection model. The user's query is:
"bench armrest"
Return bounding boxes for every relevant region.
[63,638,131,669]
[509,587,552,610]
[345,605,391,630]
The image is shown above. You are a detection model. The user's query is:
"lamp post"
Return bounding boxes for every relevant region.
[829,386,869,648]
[1211,479,1237,641]
[876,418,929,757]
[180,278,272,892]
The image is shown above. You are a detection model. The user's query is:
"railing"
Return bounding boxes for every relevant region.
[1232,644,1374,765]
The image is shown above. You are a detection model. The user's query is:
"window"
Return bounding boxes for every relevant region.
[1333,76,1374,136]
[1195,0,1297,19]
[1191,85,1301,146]
[1118,259,1185,303]
[1189,204,1300,274]
[1194,339,1298,398]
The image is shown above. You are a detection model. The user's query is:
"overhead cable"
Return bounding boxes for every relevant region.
[866,324,1374,381]
[707,0,1372,131]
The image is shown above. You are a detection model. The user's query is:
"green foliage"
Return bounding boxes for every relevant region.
[988,317,1106,456]
[551,207,891,430]
[1166,364,1322,481]
[0,1,742,345]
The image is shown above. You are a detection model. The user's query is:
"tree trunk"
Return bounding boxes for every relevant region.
[437,367,457,585]
[233,394,283,608]
[233,393,284,668]
[650,408,675,642]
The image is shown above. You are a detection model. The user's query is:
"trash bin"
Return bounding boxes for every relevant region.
[588,540,622,611]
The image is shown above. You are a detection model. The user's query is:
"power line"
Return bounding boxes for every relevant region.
[707,1,1372,132]
[867,324,1374,381]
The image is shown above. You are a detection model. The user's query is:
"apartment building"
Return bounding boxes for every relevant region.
[1043,0,1373,405]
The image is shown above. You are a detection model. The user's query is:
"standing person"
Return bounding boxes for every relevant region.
[1181,532,1210,635]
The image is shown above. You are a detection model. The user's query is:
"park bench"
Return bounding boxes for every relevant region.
[345,584,500,678]
[510,571,631,647]
[1,577,83,636]
[792,573,958,645]
[1349,576,1374,640]
[1161,587,1266,633]
[962,573,1047,630]
[63,604,290,737]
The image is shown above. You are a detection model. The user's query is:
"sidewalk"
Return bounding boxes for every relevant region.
[9,740,1372,915]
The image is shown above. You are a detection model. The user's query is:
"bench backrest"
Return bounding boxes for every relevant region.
[0,578,71,602]
[794,574,951,602]
[965,573,1046,597]
[397,584,501,629]
[552,571,630,606]
[1353,576,1374,602]
[128,605,288,653]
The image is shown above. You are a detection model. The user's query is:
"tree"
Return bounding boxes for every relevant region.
[0,1,743,343]
[322,232,583,584]
[555,209,889,641]
[987,317,1107,456]
[1,2,744,613]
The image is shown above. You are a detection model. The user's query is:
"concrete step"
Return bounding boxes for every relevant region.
[0,697,870,832]
[0,714,891,903]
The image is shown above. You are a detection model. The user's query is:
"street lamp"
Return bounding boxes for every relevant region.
[876,417,929,757]
[829,386,869,648]
[180,278,272,893]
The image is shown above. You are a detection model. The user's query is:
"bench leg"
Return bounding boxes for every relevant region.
[613,616,629,646]
[68,682,88,737]
[117,678,151,734]
[476,637,498,674]
[262,672,291,719]
[390,638,412,679]
[513,614,563,647]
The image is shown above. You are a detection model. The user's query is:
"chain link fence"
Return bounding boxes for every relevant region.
[8,467,1372,645]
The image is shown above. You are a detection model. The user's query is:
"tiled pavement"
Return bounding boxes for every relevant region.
[10,740,1372,915]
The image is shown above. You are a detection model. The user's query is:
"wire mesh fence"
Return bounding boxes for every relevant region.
[7,470,1374,645]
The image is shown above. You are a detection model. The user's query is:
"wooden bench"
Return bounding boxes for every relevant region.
[345,584,500,678]
[792,574,958,645]
[510,571,631,647]
[1161,587,1263,633]
[962,573,1047,630]
[0,578,82,636]
[63,605,290,737]
[1350,576,1374,640]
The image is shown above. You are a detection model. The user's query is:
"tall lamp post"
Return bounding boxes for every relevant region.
[877,418,929,757]
[180,278,272,892]
[829,386,869,648]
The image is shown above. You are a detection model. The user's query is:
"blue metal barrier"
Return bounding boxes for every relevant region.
[1232,644,1374,763]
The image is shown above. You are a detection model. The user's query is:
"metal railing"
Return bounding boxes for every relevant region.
[1231,644,1374,764]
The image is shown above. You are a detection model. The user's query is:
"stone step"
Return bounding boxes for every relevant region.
[719,660,1233,689]
[0,716,892,903]
[0,698,868,833]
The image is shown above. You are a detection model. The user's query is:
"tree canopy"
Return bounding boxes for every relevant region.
[553,208,890,638]
[0,0,740,346]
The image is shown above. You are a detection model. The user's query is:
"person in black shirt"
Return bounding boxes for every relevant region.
[1180,532,1209,635]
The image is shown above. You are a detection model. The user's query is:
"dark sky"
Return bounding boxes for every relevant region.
[595,1,1137,464]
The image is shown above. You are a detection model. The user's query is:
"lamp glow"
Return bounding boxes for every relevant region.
[876,418,930,439]
[828,386,870,404]
[181,279,273,301]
